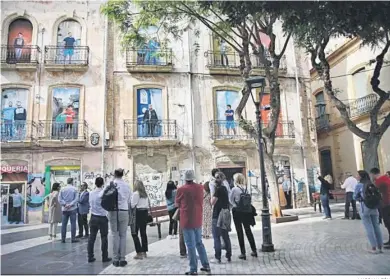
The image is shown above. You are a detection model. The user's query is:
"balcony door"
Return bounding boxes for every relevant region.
[7,18,33,64]
[56,20,82,64]
[320,149,333,177]
[136,88,163,138]
[215,90,240,138]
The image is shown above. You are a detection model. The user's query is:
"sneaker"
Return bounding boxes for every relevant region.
[133,253,143,260]
[71,239,80,243]
[238,254,246,260]
[209,258,222,264]
[112,261,120,267]
[119,260,128,267]
[180,254,187,258]
[88,257,96,263]
[102,257,112,263]
[367,249,379,254]
[200,267,211,273]
[185,271,198,275]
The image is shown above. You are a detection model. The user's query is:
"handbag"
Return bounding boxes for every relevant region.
[147,198,153,224]
[172,208,180,221]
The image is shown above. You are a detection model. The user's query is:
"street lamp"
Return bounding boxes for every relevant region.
[245,76,275,253]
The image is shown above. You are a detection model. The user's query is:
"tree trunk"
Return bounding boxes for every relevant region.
[361,137,380,171]
[264,152,282,217]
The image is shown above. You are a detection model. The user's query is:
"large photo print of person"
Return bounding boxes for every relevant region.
[1,88,28,140]
[7,18,33,63]
[56,20,81,64]
[51,87,80,139]
[216,90,240,138]
[137,88,163,137]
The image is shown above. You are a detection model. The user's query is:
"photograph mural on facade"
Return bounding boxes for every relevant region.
[136,26,166,66]
[1,88,28,141]
[216,90,240,137]
[7,18,33,63]
[261,93,283,135]
[26,174,45,224]
[56,20,81,64]
[212,35,233,67]
[51,87,80,139]
[137,88,162,138]
[1,184,10,225]
[7,183,26,224]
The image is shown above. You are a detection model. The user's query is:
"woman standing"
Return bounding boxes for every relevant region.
[165,181,178,239]
[354,170,383,254]
[318,174,333,219]
[48,183,62,240]
[230,173,257,260]
[131,180,150,259]
[202,181,212,239]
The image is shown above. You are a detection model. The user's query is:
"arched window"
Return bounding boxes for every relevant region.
[55,20,82,64]
[7,18,33,63]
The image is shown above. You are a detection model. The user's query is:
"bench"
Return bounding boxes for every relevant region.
[312,191,346,212]
[149,205,170,239]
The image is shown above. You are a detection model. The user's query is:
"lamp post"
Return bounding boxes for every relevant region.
[245,76,275,253]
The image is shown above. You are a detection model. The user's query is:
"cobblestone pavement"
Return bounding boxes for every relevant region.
[101,215,390,275]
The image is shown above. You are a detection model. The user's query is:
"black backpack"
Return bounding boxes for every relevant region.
[101,182,118,211]
[235,186,252,213]
[363,183,381,209]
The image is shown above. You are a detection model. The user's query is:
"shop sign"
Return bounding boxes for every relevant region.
[0,165,28,173]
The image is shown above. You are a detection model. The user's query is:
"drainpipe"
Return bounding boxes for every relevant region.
[291,37,310,204]
[188,31,196,174]
[101,15,108,175]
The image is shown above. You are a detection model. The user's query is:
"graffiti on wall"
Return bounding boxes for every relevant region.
[82,170,130,189]
[27,174,45,224]
[137,173,163,206]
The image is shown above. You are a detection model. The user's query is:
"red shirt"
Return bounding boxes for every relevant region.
[175,182,203,229]
[375,175,390,206]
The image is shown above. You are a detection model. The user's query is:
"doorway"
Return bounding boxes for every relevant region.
[1,182,27,225]
[320,149,333,177]
[219,167,245,189]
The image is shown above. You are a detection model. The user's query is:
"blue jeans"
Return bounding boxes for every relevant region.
[320,194,331,218]
[182,227,210,273]
[212,218,232,260]
[360,206,383,248]
[61,210,77,241]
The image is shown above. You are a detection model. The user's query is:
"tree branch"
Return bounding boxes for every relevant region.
[276,32,292,59]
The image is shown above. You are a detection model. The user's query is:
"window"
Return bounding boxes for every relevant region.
[352,68,368,99]
[7,18,33,63]
[136,88,163,137]
[315,92,326,118]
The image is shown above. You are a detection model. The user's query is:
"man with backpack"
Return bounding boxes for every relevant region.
[100,169,132,267]
[229,173,257,260]
[370,168,390,248]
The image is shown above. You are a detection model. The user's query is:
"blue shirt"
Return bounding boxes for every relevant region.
[12,193,22,207]
[3,107,15,121]
[64,37,76,48]
[166,190,177,211]
[89,188,107,216]
[59,185,79,211]
[353,182,380,214]
[225,109,234,121]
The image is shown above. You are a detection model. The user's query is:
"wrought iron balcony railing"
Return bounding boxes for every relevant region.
[126,48,173,67]
[44,46,89,65]
[37,120,88,140]
[315,114,330,131]
[206,51,287,71]
[347,94,378,118]
[209,120,295,140]
[1,121,37,142]
[1,45,40,64]
[124,119,177,140]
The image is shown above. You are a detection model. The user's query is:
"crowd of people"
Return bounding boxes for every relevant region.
[319,168,390,253]
[45,166,390,275]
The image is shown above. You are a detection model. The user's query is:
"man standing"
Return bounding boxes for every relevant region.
[102,168,132,267]
[87,177,111,263]
[59,178,79,243]
[13,33,24,61]
[341,172,358,220]
[370,168,390,248]
[220,39,228,66]
[14,101,27,140]
[3,101,15,138]
[282,175,292,209]
[225,105,236,136]
[176,170,211,275]
[143,104,158,137]
[77,182,90,238]
[63,32,76,64]
[11,189,23,224]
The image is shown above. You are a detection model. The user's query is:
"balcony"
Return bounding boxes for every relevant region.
[126,48,173,73]
[205,51,287,75]
[209,120,295,147]
[123,119,179,147]
[315,114,330,132]
[37,120,88,147]
[347,94,378,118]
[44,46,89,71]
[1,121,37,148]
[1,45,40,71]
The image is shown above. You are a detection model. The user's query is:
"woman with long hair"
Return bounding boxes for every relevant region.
[48,183,62,240]
[318,173,333,219]
[165,180,178,239]
[354,170,383,254]
[202,181,212,238]
[131,180,150,259]
[230,173,257,260]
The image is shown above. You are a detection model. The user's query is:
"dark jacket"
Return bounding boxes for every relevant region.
[77,191,90,215]
[143,109,158,122]
[318,176,331,195]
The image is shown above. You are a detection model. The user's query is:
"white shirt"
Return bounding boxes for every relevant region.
[131,191,149,209]
[99,178,132,210]
[341,176,358,193]
[89,188,107,216]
